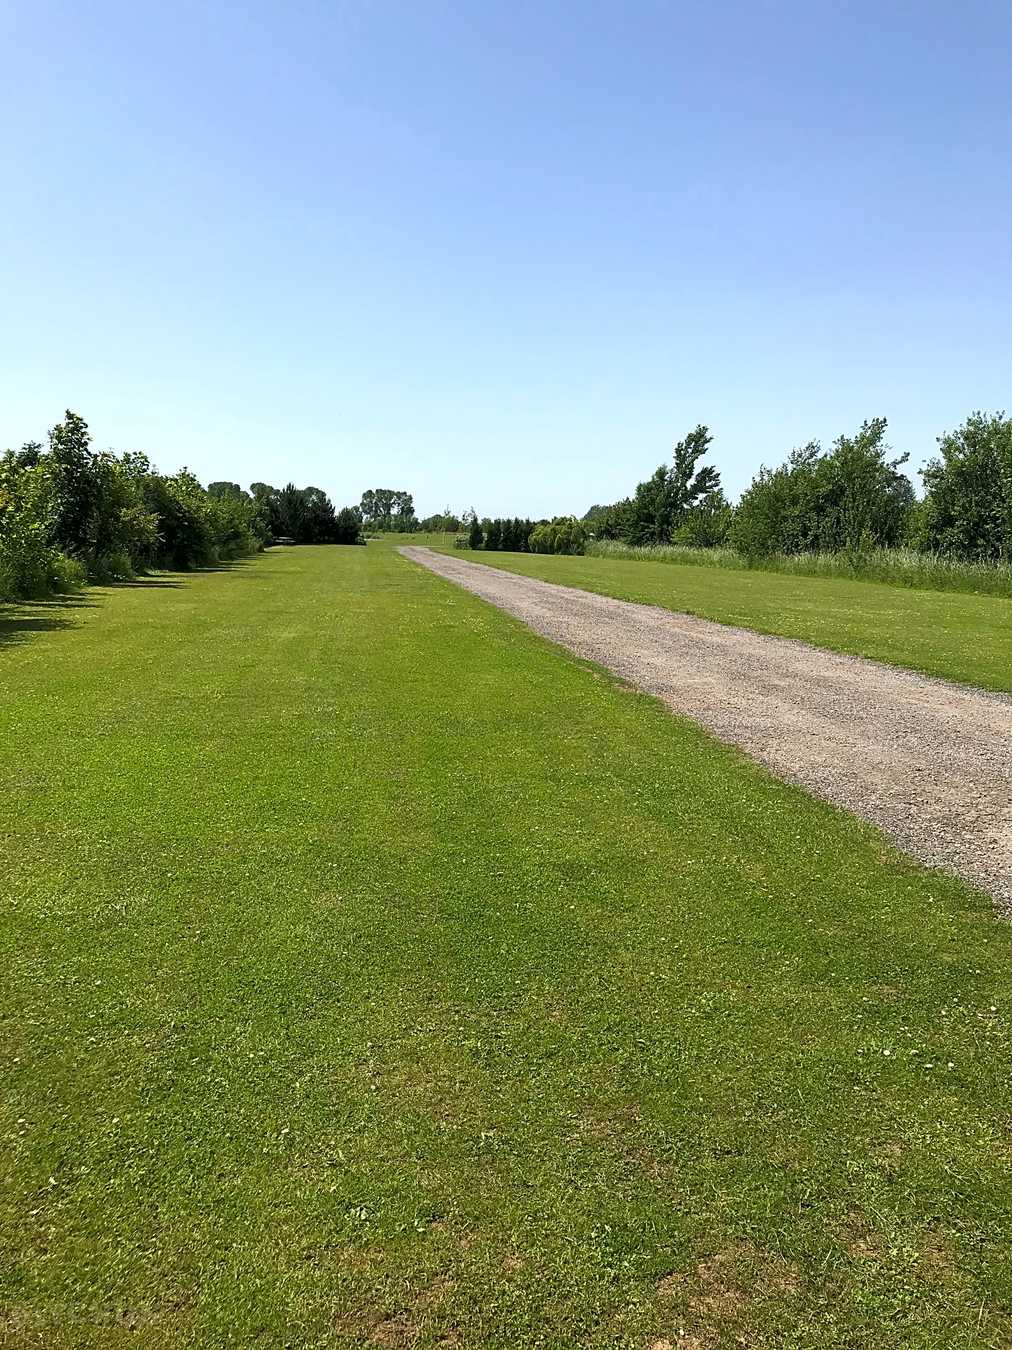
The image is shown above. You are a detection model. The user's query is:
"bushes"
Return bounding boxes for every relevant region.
[529,517,586,555]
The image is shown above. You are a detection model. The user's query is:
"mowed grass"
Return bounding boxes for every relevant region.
[2,544,1011,1349]
[436,547,1012,694]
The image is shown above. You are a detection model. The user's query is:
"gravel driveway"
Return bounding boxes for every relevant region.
[401,546,1012,911]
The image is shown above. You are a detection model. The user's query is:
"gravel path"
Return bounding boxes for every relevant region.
[401,546,1012,911]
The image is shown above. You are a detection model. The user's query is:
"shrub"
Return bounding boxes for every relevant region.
[529,517,586,555]
[88,550,135,583]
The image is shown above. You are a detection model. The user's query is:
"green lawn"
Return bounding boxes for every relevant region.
[435,546,1012,693]
[2,543,1010,1349]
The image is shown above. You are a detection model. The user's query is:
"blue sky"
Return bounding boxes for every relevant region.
[3,1,1010,518]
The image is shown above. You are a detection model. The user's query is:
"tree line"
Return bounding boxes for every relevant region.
[455,514,588,555]
[583,411,1012,563]
[0,411,364,601]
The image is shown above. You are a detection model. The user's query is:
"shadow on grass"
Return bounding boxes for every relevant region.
[108,560,252,587]
[192,559,255,574]
[0,595,96,649]
[2,556,262,651]
[114,577,184,589]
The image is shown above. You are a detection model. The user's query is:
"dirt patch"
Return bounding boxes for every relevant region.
[332,1276,458,1347]
[402,547,1012,910]
[654,1244,802,1347]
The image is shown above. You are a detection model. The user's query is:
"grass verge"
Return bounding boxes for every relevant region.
[2,544,1010,1347]
[585,540,1012,600]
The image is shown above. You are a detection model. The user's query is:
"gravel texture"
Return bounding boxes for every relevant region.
[401,546,1012,911]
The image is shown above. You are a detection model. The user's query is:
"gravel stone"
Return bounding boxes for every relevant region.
[401,546,1012,912]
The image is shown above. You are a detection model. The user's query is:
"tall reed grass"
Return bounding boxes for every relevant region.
[585,539,1012,599]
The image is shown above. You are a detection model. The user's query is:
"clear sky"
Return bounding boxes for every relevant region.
[3,1,1010,518]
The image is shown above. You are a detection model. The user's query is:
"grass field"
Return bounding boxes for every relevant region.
[435,546,1012,694]
[2,543,1011,1348]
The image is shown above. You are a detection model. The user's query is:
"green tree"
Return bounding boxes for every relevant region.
[484,518,502,551]
[919,411,1012,561]
[465,509,483,550]
[529,517,586,555]
[627,426,722,544]
[333,506,363,544]
[731,420,913,557]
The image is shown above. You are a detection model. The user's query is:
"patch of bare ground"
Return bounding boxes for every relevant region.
[652,1243,802,1348]
[331,1276,459,1347]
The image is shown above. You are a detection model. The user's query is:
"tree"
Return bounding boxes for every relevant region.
[529,517,586,555]
[627,426,722,544]
[484,518,502,551]
[275,483,308,539]
[333,506,363,544]
[918,411,1012,561]
[584,498,633,540]
[465,509,483,550]
[360,487,417,531]
[730,420,913,557]
[45,410,100,558]
[674,488,734,547]
[301,486,338,543]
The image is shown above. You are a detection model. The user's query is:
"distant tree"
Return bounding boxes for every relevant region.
[360,487,418,531]
[207,481,248,501]
[731,419,913,557]
[529,517,586,555]
[627,425,721,544]
[419,508,461,532]
[465,509,483,550]
[334,505,363,544]
[392,490,418,531]
[674,488,734,547]
[917,411,1012,561]
[273,483,308,539]
[302,486,338,542]
[584,498,633,540]
[45,410,100,558]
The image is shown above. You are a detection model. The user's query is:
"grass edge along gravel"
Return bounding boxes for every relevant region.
[2,542,1011,1348]
[431,542,1012,695]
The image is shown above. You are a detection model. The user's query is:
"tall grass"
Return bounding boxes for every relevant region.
[585,539,1012,598]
